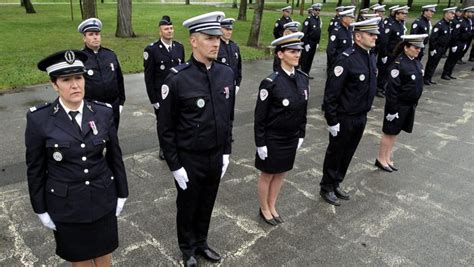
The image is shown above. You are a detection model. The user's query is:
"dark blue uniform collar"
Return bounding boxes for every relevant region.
[83,45,102,53]
[190,55,214,71]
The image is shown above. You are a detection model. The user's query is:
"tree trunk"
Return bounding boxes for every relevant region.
[407,0,414,8]
[20,0,24,7]
[82,0,96,19]
[362,0,370,8]
[462,0,474,7]
[336,0,342,6]
[299,0,305,16]
[116,0,135,37]
[238,0,247,20]
[185,0,190,5]
[232,0,237,8]
[296,0,299,8]
[247,0,264,47]
[23,0,36,13]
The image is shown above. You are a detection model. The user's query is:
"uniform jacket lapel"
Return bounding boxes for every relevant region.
[81,101,96,137]
[51,98,83,141]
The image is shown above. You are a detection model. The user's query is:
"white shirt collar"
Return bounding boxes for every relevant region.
[161,38,173,50]
[281,66,295,77]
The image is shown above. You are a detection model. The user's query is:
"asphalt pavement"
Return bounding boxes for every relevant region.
[0,52,473,266]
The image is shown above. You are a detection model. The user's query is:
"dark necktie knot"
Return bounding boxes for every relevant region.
[69,111,79,118]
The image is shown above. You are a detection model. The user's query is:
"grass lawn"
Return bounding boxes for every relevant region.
[0,1,449,91]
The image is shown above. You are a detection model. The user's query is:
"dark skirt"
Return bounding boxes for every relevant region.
[53,210,118,262]
[255,133,298,174]
[382,104,416,135]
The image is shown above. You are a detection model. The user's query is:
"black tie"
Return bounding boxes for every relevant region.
[69,111,82,134]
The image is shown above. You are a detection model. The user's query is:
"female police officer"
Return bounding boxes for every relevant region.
[375,34,428,172]
[255,32,309,225]
[25,50,128,266]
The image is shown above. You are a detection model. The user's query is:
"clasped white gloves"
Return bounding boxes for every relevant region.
[116,198,127,216]
[430,49,437,56]
[119,105,123,113]
[386,113,399,122]
[172,167,189,190]
[305,44,310,52]
[257,146,268,160]
[382,57,388,64]
[328,123,340,137]
[37,212,56,231]
[297,138,304,150]
[152,102,160,110]
[221,154,230,179]
[235,86,240,95]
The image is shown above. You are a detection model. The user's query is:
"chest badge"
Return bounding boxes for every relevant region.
[221,58,227,63]
[196,98,205,108]
[110,63,115,71]
[411,74,416,80]
[87,69,94,76]
[160,64,165,70]
[359,74,366,81]
[282,99,290,107]
[53,150,63,162]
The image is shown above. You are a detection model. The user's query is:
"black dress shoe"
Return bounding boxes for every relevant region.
[183,256,197,267]
[429,80,437,85]
[159,149,165,160]
[320,191,341,206]
[388,164,398,171]
[273,215,284,224]
[441,75,450,80]
[447,74,457,79]
[334,187,350,200]
[375,159,393,172]
[259,209,278,226]
[196,247,221,263]
[423,80,431,86]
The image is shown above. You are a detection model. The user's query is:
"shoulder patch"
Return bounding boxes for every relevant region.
[391,69,399,78]
[170,62,190,74]
[93,100,113,108]
[29,102,51,113]
[259,89,269,101]
[265,72,279,82]
[334,66,344,77]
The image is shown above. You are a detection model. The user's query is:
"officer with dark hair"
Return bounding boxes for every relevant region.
[410,4,437,60]
[158,11,234,267]
[300,3,322,78]
[78,18,125,129]
[274,6,293,39]
[144,15,185,160]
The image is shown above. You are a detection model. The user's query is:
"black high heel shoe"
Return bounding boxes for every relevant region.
[375,159,393,172]
[388,163,398,171]
[259,209,278,226]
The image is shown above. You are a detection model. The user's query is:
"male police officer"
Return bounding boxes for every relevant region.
[320,17,380,206]
[78,18,125,129]
[423,7,456,85]
[144,15,185,160]
[326,8,355,71]
[274,6,293,39]
[328,6,346,33]
[300,3,323,77]
[217,18,242,93]
[158,11,234,267]
[410,4,437,60]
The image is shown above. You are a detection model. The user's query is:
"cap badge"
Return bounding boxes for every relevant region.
[64,50,76,65]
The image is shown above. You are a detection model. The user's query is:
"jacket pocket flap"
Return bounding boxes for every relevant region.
[92,138,108,145]
[46,140,70,148]
[46,180,68,197]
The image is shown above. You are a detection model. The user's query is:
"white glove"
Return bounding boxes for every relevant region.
[257,146,268,160]
[327,123,340,137]
[451,46,457,53]
[305,44,310,52]
[381,57,387,64]
[119,105,123,113]
[221,154,230,179]
[316,44,320,49]
[172,167,189,190]
[235,86,240,95]
[37,212,56,231]
[385,113,399,122]
[152,102,160,110]
[297,138,304,150]
[430,49,437,56]
[116,198,127,216]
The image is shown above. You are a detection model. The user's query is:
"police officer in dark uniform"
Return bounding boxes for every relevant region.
[78,18,126,129]
[326,8,355,71]
[441,7,472,79]
[157,11,234,267]
[255,32,309,226]
[300,3,322,77]
[320,18,380,206]
[273,21,301,71]
[217,18,242,93]
[375,34,428,172]
[460,6,473,63]
[144,15,185,160]
[273,6,293,39]
[423,7,456,85]
[328,6,346,33]
[26,50,128,264]
[410,4,437,60]
[373,5,388,97]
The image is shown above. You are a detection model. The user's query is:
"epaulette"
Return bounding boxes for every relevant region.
[101,46,114,52]
[394,61,401,65]
[342,48,354,57]
[93,100,113,108]
[296,69,309,77]
[265,72,279,82]
[29,102,50,113]
[170,62,191,74]
[148,40,158,47]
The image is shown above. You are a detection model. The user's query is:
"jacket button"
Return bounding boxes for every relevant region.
[84,169,89,173]
[82,156,87,161]
[81,143,86,148]
[54,144,58,148]
[111,176,114,180]
[50,189,55,192]
[85,181,90,185]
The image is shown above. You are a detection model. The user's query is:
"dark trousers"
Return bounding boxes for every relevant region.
[442,45,464,76]
[424,48,446,82]
[320,114,367,192]
[110,98,121,130]
[376,54,388,92]
[176,147,223,258]
[299,41,318,75]
[470,43,474,60]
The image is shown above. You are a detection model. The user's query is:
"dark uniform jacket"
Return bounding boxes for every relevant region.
[429,19,452,54]
[327,25,353,68]
[82,46,125,105]
[158,57,235,171]
[385,53,424,114]
[383,19,405,56]
[328,15,341,33]
[302,15,322,44]
[410,15,431,46]
[324,45,377,126]
[374,18,386,55]
[25,99,128,223]
[254,68,309,147]
[217,39,242,86]
[273,16,292,38]
[451,16,471,49]
[144,39,185,104]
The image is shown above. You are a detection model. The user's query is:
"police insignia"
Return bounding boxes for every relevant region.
[433,27,438,32]
[456,24,460,28]
[330,35,336,41]
[64,50,75,64]
[385,28,390,33]
[260,89,269,101]
[160,65,165,70]
[222,58,226,63]
[275,23,279,27]
[359,74,365,81]
[196,98,205,108]
[334,66,344,77]
[391,69,399,78]
[304,21,309,26]
[411,74,416,80]
[53,151,63,162]
[161,84,169,100]
[282,99,289,106]
[87,69,94,76]
[144,51,149,60]
[413,23,418,29]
